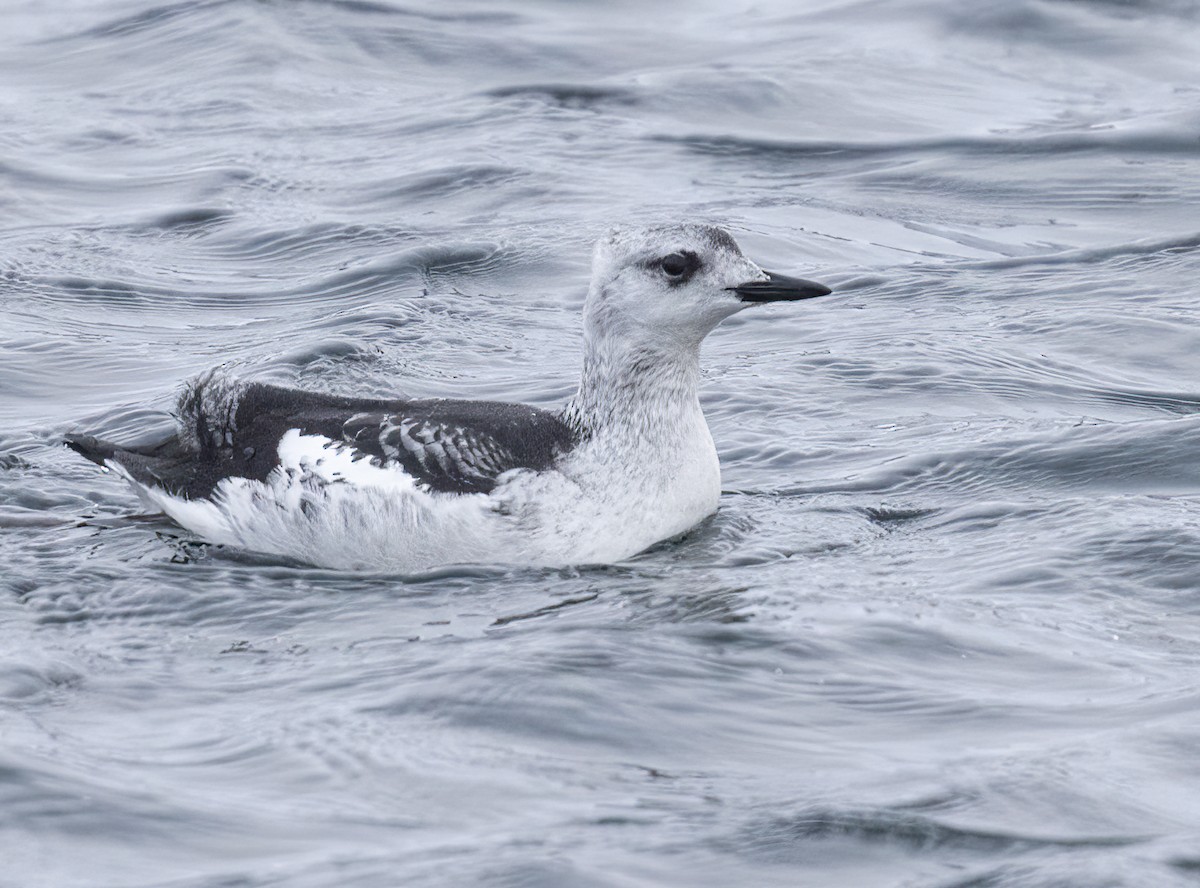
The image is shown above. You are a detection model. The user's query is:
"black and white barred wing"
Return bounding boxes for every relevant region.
[340,401,574,495]
[67,378,574,502]
[343,413,517,493]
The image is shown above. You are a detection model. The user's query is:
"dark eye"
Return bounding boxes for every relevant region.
[660,253,689,277]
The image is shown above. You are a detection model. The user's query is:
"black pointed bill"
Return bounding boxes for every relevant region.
[729,270,832,303]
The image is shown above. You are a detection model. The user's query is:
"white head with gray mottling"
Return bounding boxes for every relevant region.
[583,223,830,354]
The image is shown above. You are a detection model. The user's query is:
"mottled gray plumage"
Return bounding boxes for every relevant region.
[65,224,830,571]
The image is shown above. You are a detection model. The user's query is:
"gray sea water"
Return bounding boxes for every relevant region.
[3,1,1200,885]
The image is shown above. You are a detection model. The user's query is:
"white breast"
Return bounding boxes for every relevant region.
[505,410,721,565]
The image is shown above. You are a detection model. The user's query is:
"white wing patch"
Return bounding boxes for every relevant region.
[276,428,419,492]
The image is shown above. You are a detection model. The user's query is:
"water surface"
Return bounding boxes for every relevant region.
[3,1,1200,885]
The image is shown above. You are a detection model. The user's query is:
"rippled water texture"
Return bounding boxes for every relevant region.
[3,1,1200,885]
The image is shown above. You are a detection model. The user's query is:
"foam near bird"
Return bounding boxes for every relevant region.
[66,224,831,571]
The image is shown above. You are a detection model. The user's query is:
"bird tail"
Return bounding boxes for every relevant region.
[64,432,199,499]
[64,433,125,467]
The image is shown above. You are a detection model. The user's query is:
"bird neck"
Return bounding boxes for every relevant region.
[562,331,704,440]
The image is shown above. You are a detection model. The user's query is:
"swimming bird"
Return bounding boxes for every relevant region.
[66,224,831,571]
